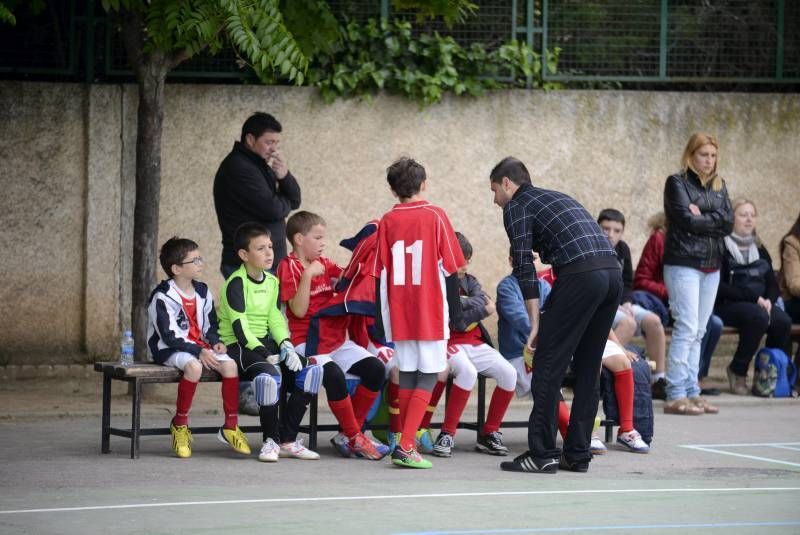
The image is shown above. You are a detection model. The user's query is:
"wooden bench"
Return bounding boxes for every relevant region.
[96,362,496,458]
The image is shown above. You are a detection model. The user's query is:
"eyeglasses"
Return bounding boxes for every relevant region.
[180,257,204,266]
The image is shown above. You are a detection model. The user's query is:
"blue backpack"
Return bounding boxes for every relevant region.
[751,347,798,398]
[600,345,654,444]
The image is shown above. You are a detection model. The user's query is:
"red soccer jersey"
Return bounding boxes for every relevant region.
[277,252,343,346]
[179,293,210,349]
[448,326,483,347]
[373,200,466,341]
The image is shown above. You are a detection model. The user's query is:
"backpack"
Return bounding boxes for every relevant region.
[751,347,797,398]
[600,345,654,444]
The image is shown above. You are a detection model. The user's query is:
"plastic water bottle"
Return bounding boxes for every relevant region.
[120,330,134,367]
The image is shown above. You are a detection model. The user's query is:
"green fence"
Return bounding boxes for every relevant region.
[1,0,797,86]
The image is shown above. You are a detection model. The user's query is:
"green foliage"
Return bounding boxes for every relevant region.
[0,4,15,25]
[100,0,307,84]
[280,0,339,57]
[391,0,478,28]
[307,18,561,106]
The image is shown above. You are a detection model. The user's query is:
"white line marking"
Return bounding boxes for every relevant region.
[768,445,800,452]
[682,446,800,468]
[681,442,800,448]
[1,487,799,515]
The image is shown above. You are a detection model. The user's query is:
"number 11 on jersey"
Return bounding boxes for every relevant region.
[391,240,423,286]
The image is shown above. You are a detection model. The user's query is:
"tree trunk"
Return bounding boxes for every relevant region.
[131,59,169,361]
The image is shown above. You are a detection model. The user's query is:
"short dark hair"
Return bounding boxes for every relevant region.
[387,157,426,199]
[234,222,271,253]
[286,211,326,246]
[240,112,282,143]
[490,156,531,186]
[597,208,626,228]
[455,232,472,260]
[159,237,199,278]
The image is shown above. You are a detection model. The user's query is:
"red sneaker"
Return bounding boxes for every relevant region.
[349,432,386,460]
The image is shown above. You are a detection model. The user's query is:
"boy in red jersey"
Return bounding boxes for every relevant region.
[373,157,466,469]
[277,211,387,460]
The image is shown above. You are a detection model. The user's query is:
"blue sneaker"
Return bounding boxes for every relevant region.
[416,428,434,454]
[330,432,353,458]
[370,436,390,457]
[387,431,400,454]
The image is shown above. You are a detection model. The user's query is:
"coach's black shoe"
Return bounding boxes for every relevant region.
[500,451,558,474]
[558,455,590,473]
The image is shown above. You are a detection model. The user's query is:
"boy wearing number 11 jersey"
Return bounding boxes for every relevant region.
[373,157,466,468]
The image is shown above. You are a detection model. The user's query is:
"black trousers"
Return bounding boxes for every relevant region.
[529,267,621,462]
[715,301,793,377]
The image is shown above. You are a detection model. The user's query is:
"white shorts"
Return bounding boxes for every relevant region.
[393,340,447,374]
[163,351,232,371]
[509,357,532,398]
[602,340,625,360]
[612,304,651,336]
[296,340,373,375]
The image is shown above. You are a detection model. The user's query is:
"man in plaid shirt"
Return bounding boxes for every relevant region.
[490,156,622,475]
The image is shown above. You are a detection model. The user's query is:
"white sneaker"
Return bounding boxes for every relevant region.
[258,438,279,462]
[617,429,650,454]
[590,433,607,455]
[279,438,320,460]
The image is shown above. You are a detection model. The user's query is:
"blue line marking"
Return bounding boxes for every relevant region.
[394,521,800,534]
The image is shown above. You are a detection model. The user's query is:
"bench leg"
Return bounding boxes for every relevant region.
[476,375,486,439]
[130,379,142,459]
[308,395,318,451]
[604,420,614,444]
[101,371,112,453]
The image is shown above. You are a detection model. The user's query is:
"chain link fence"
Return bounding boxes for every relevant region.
[1,0,797,87]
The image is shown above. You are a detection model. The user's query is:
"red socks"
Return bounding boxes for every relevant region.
[174,378,198,426]
[399,388,432,451]
[614,368,635,433]
[482,387,514,435]
[351,384,379,429]
[388,381,401,433]
[558,399,570,439]
[328,397,360,438]
[221,376,239,429]
[419,380,446,429]
[441,384,471,436]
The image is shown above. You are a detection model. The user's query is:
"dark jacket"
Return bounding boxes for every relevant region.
[615,240,634,304]
[213,142,301,266]
[716,245,780,308]
[663,170,733,270]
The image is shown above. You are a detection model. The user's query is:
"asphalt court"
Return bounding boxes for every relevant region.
[1,401,799,534]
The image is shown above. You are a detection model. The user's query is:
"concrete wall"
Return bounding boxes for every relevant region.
[1,82,798,363]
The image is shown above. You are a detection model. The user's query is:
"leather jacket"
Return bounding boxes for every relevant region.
[663,169,733,270]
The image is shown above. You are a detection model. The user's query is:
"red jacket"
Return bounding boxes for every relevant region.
[634,229,668,303]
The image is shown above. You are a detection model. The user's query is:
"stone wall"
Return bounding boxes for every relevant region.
[1,82,798,363]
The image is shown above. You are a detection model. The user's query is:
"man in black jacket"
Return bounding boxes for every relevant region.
[214,113,302,277]
[490,157,621,475]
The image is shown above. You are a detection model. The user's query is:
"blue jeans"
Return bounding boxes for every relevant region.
[664,265,720,401]
[698,314,723,380]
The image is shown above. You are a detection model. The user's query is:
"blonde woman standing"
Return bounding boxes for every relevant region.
[662,133,733,415]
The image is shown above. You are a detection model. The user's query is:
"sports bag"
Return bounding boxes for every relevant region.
[752,347,797,398]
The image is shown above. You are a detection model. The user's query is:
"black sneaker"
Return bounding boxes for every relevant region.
[651,378,667,400]
[558,455,590,473]
[432,432,454,457]
[476,431,509,456]
[500,451,558,474]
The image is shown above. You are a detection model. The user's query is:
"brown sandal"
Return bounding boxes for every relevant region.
[689,396,719,414]
[663,397,704,415]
